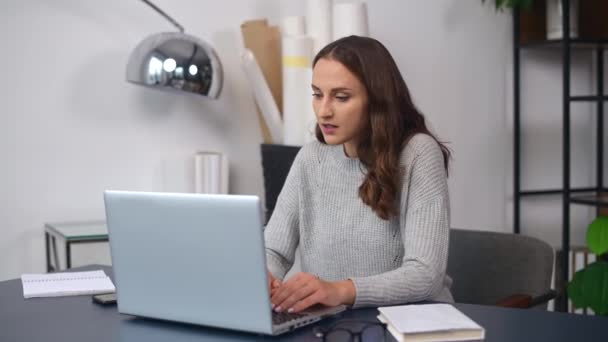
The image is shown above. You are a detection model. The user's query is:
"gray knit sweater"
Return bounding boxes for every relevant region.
[264,133,453,307]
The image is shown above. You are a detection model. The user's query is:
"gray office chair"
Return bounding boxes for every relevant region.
[447,228,556,309]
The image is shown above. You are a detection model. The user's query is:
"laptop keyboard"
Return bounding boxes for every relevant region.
[272,311,306,325]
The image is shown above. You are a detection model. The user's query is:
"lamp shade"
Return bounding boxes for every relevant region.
[126,32,223,98]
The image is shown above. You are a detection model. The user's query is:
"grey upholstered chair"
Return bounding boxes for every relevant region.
[447,228,556,309]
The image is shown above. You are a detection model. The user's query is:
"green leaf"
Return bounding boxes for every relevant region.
[568,268,587,308]
[482,0,531,11]
[587,216,608,255]
[521,0,533,9]
[569,261,608,316]
[585,262,608,315]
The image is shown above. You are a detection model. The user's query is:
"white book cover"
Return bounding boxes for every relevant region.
[21,270,115,299]
[378,304,484,341]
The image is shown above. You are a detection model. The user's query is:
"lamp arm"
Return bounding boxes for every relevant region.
[139,0,185,33]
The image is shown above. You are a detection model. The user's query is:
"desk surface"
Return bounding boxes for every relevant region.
[1,265,606,342]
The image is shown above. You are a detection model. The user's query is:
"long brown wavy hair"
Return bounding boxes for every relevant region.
[313,36,451,220]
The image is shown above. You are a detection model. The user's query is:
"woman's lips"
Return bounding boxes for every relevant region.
[320,124,338,134]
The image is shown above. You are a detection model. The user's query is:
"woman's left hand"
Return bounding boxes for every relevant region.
[270,272,355,313]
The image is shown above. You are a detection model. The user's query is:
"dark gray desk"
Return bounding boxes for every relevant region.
[1,265,606,342]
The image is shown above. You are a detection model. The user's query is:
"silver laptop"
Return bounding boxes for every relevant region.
[104,190,345,335]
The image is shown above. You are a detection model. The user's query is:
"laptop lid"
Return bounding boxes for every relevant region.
[104,191,274,334]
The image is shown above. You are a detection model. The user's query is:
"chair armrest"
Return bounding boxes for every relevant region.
[529,290,557,307]
[495,294,532,308]
[495,290,557,309]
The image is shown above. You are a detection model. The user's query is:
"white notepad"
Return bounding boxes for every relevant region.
[21,270,115,299]
[377,304,485,342]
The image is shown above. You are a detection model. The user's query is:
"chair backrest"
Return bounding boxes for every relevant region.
[447,229,554,307]
[260,144,301,222]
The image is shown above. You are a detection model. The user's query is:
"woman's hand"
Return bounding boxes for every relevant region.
[268,270,281,295]
[270,272,355,313]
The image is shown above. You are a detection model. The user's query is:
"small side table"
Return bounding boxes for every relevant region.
[44,221,108,272]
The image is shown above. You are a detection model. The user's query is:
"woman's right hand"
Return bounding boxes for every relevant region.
[268,270,281,295]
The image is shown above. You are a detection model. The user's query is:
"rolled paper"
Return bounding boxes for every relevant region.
[333,1,369,40]
[240,20,283,142]
[194,152,228,194]
[241,49,284,144]
[281,16,306,36]
[306,0,332,55]
[282,35,316,146]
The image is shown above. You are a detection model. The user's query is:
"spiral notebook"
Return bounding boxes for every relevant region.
[21,270,115,299]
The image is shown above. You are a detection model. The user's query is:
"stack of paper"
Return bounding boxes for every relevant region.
[377,304,485,342]
[21,270,115,299]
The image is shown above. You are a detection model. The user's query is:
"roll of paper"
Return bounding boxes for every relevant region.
[241,49,284,144]
[282,36,316,146]
[240,20,283,143]
[281,16,306,36]
[194,152,229,194]
[306,0,332,55]
[333,2,369,40]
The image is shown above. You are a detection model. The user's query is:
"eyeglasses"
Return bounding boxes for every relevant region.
[313,319,386,342]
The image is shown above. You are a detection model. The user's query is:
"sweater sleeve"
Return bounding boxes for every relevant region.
[349,136,450,307]
[263,150,303,281]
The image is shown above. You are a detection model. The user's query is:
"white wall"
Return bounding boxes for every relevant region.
[369,1,512,233]
[0,0,599,281]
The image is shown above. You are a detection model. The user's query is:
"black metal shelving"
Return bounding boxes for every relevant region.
[570,194,608,207]
[520,38,608,49]
[513,0,606,312]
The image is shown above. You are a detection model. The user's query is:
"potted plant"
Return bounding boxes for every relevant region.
[567,216,608,316]
[482,0,533,11]
[483,0,580,41]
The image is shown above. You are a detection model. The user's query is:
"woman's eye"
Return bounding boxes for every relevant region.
[335,95,350,102]
[312,93,322,98]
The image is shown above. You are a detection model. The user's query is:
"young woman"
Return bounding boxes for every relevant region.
[265,36,453,314]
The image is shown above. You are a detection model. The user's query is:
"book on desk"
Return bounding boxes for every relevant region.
[377,303,485,342]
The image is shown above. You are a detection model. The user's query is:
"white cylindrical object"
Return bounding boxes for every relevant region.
[195,153,204,193]
[282,36,316,146]
[194,152,228,194]
[306,0,332,55]
[281,16,306,36]
[333,2,369,40]
[546,0,578,40]
[208,155,220,194]
[220,155,229,194]
[241,49,284,144]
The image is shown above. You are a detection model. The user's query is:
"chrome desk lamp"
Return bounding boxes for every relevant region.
[126,0,223,98]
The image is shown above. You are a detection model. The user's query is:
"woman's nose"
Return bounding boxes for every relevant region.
[318,99,333,118]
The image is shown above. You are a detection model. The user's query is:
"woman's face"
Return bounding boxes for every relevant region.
[312,58,369,155]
